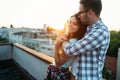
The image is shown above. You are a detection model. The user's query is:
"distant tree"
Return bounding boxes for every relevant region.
[106,31,120,57]
[10,24,14,28]
[0,36,8,43]
[1,26,7,28]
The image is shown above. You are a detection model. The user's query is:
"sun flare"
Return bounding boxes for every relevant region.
[47,19,68,31]
[0,0,119,31]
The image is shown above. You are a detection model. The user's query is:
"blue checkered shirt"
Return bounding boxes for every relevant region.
[64,19,110,80]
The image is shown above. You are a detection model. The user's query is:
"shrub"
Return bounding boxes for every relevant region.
[106,31,120,57]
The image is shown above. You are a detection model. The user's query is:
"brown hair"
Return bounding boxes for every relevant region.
[68,13,87,40]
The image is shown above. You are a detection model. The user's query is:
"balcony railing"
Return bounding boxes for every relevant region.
[0,43,54,80]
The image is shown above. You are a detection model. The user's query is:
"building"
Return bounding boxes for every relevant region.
[0,27,55,57]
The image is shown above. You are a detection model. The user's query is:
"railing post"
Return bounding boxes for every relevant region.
[116,48,120,80]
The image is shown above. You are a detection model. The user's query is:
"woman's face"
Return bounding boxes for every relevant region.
[68,16,79,34]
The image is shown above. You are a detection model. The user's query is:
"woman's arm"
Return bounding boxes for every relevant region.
[54,43,71,67]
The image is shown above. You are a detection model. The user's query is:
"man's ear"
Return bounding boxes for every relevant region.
[88,9,95,17]
[87,9,92,16]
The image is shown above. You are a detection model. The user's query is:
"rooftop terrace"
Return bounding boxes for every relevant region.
[0,60,32,80]
[0,43,120,80]
[0,43,54,80]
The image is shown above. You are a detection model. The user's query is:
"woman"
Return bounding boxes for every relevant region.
[45,13,87,80]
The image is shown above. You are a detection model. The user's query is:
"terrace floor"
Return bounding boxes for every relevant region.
[0,60,35,80]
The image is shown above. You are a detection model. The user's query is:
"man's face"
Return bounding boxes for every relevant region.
[78,5,89,25]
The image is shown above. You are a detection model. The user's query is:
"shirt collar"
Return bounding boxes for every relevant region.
[87,18,102,31]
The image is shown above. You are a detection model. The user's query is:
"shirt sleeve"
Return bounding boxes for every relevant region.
[64,28,106,56]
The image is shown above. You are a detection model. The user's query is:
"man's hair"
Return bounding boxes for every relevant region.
[80,0,102,17]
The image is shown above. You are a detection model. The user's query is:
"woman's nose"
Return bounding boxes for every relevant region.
[68,23,72,28]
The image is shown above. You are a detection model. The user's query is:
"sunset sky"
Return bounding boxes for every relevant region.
[0,0,119,31]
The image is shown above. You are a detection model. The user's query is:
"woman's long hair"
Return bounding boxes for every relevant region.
[68,13,87,40]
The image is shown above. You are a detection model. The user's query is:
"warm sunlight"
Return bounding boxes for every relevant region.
[0,0,79,30]
[39,0,79,30]
[0,0,120,31]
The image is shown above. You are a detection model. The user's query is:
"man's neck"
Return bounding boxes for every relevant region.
[88,16,100,26]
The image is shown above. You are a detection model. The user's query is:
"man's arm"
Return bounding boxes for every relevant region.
[62,29,107,56]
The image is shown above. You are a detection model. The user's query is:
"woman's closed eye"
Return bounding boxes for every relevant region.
[70,22,78,26]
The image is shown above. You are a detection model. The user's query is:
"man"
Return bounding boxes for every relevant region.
[57,0,110,80]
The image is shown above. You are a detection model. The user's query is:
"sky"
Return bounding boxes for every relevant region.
[0,0,120,31]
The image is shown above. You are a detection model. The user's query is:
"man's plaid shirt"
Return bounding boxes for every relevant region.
[64,19,110,80]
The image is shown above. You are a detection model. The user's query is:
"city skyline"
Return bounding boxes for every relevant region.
[0,0,120,31]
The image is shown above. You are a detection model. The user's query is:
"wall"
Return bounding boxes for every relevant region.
[0,44,12,60]
[12,43,54,80]
[116,48,120,80]
[0,43,54,80]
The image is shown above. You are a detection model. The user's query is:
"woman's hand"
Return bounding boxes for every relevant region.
[55,34,68,47]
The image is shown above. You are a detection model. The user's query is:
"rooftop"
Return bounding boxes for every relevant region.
[0,43,54,80]
[0,60,34,80]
